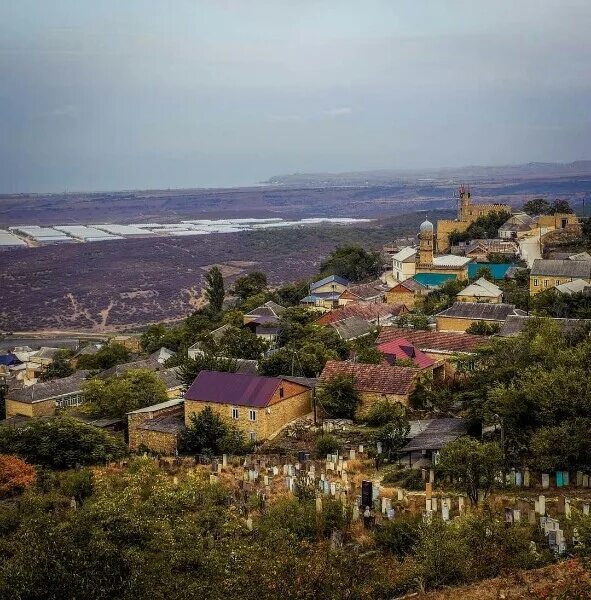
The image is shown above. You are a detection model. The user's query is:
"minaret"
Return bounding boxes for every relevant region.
[416,218,434,268]
[458,184,471,221]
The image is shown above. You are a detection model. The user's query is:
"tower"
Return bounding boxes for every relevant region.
[417,218,434,267]
[458,184,471,221]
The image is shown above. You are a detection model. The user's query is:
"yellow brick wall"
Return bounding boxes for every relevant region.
[357,392,411,416]
[386,289,417,308]
[456,294,502,304]
[130,429,178,454]
[312,282,348,295]
[185,382,312,441]
[435,316,503,332]
[529,275,591,296]
[5,398,55,418]
[436,220,469,252]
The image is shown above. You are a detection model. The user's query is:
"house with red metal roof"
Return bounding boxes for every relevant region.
[184,371,313,442]
[318,360,420,417]
[377,338,436,370]
[316,302,407,326]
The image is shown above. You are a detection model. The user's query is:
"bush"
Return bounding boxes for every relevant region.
[465,320,501,335]
[59,469,94,503]
[381,466,423,491]
[0,417,127,469]
[362,400,400,427]
[315,433,340,458]
[316,375,361,419]
[374,514,422,558]
[0,454,36,498]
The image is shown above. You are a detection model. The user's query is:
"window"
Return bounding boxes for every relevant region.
[249,431,257,441]
[279,387,284,399]
[543,280,548,288]
[534,279,539,286]
[556,280,560,286]
[249,409,256,421]
[231,407,239,419]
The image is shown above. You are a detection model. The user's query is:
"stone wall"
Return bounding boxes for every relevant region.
[5,398,55,418]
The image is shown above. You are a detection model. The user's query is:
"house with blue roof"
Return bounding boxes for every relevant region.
[301,274,350,309]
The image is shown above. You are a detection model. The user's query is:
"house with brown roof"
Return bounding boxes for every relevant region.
[5,370,91,418]
[385,278,428,309]
[338,281,386,306]
[316,302,407,326]
[243,301,286,343]
[184,371,313,442]
[435,302,526,333]
[377,327,488,377]
[318,360,419,417]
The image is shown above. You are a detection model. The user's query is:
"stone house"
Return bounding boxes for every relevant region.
[5,370,90,418]
[127,398,185,454]
[452,239,518,260]
[184,371,313,442]
[318,360,419,416]
[435,302,526,333]
[385,278,428,309]
[243,301,286,344]
[529,259,591,296]
[112,335,142,353]
[25,347,62,380]
[329,316,374,342]
[338,281,386,306]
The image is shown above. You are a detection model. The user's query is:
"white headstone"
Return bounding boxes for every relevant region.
[349,449,356,460]
[539,495,546,516]
[542,473,550,489]
[222,454,228,467]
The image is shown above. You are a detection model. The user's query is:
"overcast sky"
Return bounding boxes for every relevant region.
[1,0,591,192]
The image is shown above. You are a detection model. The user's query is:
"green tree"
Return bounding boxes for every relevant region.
[314,433,341,458]
[355,346,382,364]
[523,198,551,216]
[218,326,269,359]
[0,417,126,468]
[232,271,268,300]
[177,353,237,387]
[377,405,410,460]
[549,199,573,214]
[77,343,131,371]
[316,374,361,419]
[40,350,74,382]
[179,407,247,456]
[465,320,500,335]
[319,245,382,282]
[82,369,168,419]
[437,438,503,505]
[204,266,225,313]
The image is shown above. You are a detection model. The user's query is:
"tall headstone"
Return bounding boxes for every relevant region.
[222,454,228,467]
[539,495,546,516]
[316,496,322,513]
[376,441,382,455]
[576,471,583,487]
[361,480,373,508]
[349,449,356,460]
[524,469,530,488]
[542,473,550,489]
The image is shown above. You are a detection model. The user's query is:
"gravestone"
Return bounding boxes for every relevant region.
[361,480,373,507]
[524,469,530,487]
[222,454,228,467]
[539,495,546,516]
[577,471,583,487]
[513,509,521,522]
[542,473,550,489]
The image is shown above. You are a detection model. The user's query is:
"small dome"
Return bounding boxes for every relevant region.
[419,218,433,233]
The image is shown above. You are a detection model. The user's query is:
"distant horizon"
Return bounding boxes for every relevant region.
[3,157,591,196]
[3,2,591,194]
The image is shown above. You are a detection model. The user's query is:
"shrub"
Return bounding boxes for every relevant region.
[362,400,400,427]
[374,514,422,558]
[316,375,361,419]
[0,454,36,497]
[315,433,340,458]
[381,466,424,491]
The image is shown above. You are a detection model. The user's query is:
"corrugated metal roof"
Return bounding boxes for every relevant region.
[185,371,283,408]
[310,274,350,291]
[531,259,591,278]
[330,316,374,341]
[436,302,523,321]
[402,418,466,451]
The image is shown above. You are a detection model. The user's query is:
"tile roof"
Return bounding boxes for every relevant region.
[498,315,591,337]
[310,274,350,291]
[463,239,518,254]
[329,316,374,341]
[9,370,90,403]
[377,338,436,369]
[319,360,419,395]
[316,302,406,325]
[436,302,525,321]
[402,418,466,451]
[530,259,591,278]
[339,281,386,301]
[186,371,291,408]
[377,327,488,353]
[394,278,427,292]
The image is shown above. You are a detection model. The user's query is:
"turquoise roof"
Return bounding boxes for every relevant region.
[412,273,457,288]
[467,262,512,280]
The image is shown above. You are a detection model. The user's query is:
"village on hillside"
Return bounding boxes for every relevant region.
[1,188,591,597]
